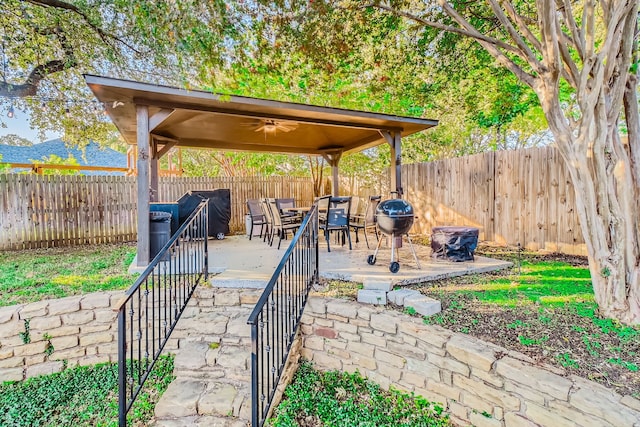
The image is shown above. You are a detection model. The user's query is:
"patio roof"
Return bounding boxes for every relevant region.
[84,75,438,156]
[85,74,439,268]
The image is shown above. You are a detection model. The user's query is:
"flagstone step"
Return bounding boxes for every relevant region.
[152,308,252,426]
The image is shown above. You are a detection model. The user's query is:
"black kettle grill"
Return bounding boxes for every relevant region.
[367,197,421,273]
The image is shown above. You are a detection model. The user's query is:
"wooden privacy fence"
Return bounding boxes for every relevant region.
[0,175,315,250]
[400,146,586,255]
[1,147,586,254]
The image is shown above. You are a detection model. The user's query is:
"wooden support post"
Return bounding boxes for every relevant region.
[392,131,403,197]
[150,138,159,202]
[381,130,403,198]
[322,151,342,196]
[136,105,151,267]
[332,163,339,196]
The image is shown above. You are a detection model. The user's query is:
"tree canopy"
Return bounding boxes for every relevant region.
[1,0,548,168]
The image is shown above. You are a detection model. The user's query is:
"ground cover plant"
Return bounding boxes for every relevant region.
[0,243,136,307]
[0,355,174,426]
[270,360,451,427]
[317,246,639,398]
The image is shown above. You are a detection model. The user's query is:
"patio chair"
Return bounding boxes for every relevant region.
[275,197,301,220]
[246,199,267,240]
[261,198,275,245]
[319,196,352,252]
[315,195,331,226]
[268,199,302,249]
[350,195,381,249]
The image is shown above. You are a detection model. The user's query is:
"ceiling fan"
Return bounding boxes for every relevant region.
[241,119,298,135]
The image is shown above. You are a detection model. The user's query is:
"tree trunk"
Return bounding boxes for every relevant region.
[538,83,640,325]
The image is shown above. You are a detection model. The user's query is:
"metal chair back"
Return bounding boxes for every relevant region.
[364,195,382,223]
[247,198,265,220]
[327,196,352,228]
[315,195,331,224]
[275,198,296,212]
[261,198,274,244]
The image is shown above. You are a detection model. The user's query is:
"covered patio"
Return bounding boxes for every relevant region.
[85,75,438,267]
[208,234,512,289]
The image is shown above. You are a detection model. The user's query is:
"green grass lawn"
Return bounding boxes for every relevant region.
[0,244,137,307]
[270,361,451,427]
[0,355,174,427]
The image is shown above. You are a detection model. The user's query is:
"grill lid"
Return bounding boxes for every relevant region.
[375,199,415,235]
[376,198,414,218]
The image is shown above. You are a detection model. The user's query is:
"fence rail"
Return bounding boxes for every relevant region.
[0,174,315,250]
[116,200,208,426]
[247,205,319,427]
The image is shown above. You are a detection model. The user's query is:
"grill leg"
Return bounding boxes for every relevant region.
[390,235,396,263]
[405,234,421,269]
[372,233,384,259]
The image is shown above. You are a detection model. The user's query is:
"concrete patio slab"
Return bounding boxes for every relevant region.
[207,234,512,288]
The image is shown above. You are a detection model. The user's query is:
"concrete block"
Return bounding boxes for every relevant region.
[326,300,358,318]
[362,279,393,292]
[403,295,441,317]
[357,290,387,305]
[387,288,421,305]
[496,357,572,401]
[26,361,64,378]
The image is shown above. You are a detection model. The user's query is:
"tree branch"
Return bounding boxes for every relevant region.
[487,0,542,72]
[500,0,543,52]
[373,3,520,55]
[557,32,580,87]
[24,0,142,54]
[373,2,536,87]
[559,0,586,61]
[0,26,76,97]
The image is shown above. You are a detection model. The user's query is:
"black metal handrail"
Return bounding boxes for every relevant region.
[247,204,319,427]
[116,200,209,426]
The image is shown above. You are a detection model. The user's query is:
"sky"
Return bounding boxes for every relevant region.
[0,111,60,143]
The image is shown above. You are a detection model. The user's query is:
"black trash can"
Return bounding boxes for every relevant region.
[150,211,172,261]
[150,202,179,235]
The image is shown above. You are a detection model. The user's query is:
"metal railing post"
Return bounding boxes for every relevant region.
[247,205,319,427]
[117,200,209,425]
[117,309,126,427]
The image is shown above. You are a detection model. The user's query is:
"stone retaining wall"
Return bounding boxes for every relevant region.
[0,291,125,381]
[3,290,639,427]
[300,296,640,427]
[0,287,262,383]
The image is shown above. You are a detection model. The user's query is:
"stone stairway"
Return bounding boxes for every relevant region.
[152,300,254,427]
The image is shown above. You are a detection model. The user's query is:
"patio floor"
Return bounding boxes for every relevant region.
[208,233,512,288]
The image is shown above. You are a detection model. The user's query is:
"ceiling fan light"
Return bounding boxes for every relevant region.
[264,123,277,133]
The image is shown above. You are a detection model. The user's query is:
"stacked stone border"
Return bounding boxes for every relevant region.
[2,291,640,427]
[300,296,640,427]
[0,291,124,381]
[0,287,260,382]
